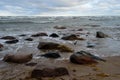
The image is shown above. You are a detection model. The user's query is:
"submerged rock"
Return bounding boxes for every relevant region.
[40,52,61,58]
[25,38,33,41]
[3,54,33,63]
[87,42,96,48]
[37,42,73,52]
[5,39,19,44]
[61,34,85,41]
[70,51,106,64]
[31,32,48,37]
[31,66,69,78]
[96,31,108,38]
[19,34,27,37]
[0,43,4,51]
[0,36,16,40]
[49,33,59,38]
[54,26,66,29]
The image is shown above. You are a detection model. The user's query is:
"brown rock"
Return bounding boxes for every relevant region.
[96,31,108,38]
[54,26,66,29]
[31,32,48,37]
[3,53,33,63]
[37,42,73,52]
[31,67,69,78]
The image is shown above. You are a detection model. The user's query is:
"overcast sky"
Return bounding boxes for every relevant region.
[0,0,119,16]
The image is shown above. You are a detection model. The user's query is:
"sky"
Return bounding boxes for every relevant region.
[0,0,120,16]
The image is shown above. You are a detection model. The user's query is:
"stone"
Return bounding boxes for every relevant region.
[37,42,73,52]
[19,34,26,37]
[40,52,61,58]
[0,36,16,40]
[70,51,106,64]
[61,34,85,41]
[54,26,66,29]
[3,53,33,63]
[25,38,33,41]
[31,66,69,78]
[87,42,96,48]
[0,43,4,51]
[5,39,19,44]
[49,33,59,38]
[25,62,37,66]
[96,31,108,38]
[31,32,48,37]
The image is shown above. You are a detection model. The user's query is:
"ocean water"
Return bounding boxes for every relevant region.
[0,16,120,57]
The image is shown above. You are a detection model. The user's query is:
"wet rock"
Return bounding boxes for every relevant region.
[31,66,69,78]
[70,51,106,64]
[61,34,85,41]
[0,43,4,51]
[54,26,66,29]
[77,28,83,31]
[5,39,19,44]
[87,42,96,48]
[19,34,26,37]
[96,31,108,38]
[3,54,33,63]
[37,42,73,52]
[0,36,16,40]
[25,38,33,41]
[31,32,48,37]
[40,52,61,58]
[49,33,59,38]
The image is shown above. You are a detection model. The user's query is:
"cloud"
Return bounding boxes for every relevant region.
[0,0,120,16]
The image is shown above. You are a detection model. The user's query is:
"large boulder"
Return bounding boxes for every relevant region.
[0,36,16,40]
[70,51,106,64]
[40,52,61,58]
[5,39,19,44]
[61,34,85,41]
[31,66,69,78]
[31,32,48,37]
[96,31,108,38]
[3,53,33,63]
[37,42,73,52]
[49,33,59,38]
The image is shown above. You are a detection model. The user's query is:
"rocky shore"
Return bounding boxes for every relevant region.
[0,25,120,80]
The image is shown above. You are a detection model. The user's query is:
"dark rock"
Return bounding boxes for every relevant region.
[49,33,59,38]
[0,43,4,51]
[3,54,33,63]
[19,34,26,37]
[77,28,83,31]
[96,31,108,38]
[54,26,66,29]
[31,32,48,37]
[70,51,106,64]
[87,42,96,48]
[37,42,73,52]
[0,36,16,40]
[5,39,19,44]
[61,34,85,41]
[25,62,37,66]
[31,67,69,78]
[40,52,61,58]
[25,38,33,41]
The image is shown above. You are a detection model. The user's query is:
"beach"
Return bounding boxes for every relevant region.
[0,16,120,80]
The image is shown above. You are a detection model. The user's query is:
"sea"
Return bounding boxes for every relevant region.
[0,16,120,57]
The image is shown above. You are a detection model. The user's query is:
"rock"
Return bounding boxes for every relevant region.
[0,36,16,40]
[70,51,106,64]
[61,34,85,41]
[5,39,19,44]
[3,53,33,63]
[77,28,83,31]
[96,31,108,38]
[31,32,48,37]
[25,38,33,41]
[0,43,4,51]
[31,66,69,78]
[40,52,61,58]
[37,42,73,52]
[19,34,26,37]
[54,26,66,29]
[49,33,59,38]
[87,42,96,48]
